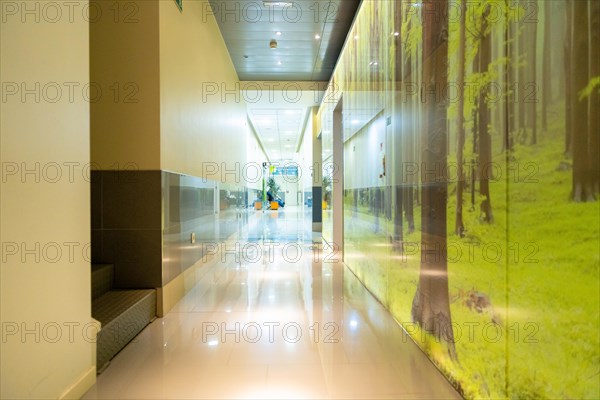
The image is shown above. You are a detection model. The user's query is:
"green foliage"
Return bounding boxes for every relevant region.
[322,175,332,193]
[578,75,600,101]
[400,0,422,62]
[266,176,279,195]
[447,0,521,154]
[322,175,332,202]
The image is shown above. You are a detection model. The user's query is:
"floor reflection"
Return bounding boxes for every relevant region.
[83,206,461,399]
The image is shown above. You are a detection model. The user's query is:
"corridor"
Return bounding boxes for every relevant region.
[3,0,599,397]
[83,207,460,399]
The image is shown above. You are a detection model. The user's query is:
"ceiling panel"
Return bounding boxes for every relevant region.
[209,0,361,81]
[246,90,322,162]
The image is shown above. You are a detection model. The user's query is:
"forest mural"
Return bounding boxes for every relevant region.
[319,0,599,398]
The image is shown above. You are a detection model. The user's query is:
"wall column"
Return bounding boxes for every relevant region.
[311,106,323,232]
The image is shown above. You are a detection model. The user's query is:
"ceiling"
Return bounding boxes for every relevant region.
[209,0,361,163]
[250,108,305,160]
[242,82,326,161]
[209,0,361,81]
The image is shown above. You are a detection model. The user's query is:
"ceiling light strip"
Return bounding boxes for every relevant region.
[247,116,271,163]
[295,107,313,153]
[262,1,293,7]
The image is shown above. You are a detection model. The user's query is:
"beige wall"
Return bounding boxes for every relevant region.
[0,0,253,396]
[89,0,252,319]
[159,0,249,181]
[90,0,161,170]
[91,0,248,177]
[0,1,95,398]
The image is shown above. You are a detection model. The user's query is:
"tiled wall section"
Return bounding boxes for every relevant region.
[162,172,214,285]
[163,172,248,284]
[91,171,162,288]
[92,170,248,289]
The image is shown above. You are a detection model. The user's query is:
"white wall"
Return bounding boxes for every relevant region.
[275,176,300,206]
[344,114,386,189]
[1,1,95,397]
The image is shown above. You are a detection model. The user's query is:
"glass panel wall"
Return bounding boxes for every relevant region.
[319,1,600,398]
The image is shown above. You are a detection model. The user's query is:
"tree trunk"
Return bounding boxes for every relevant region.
[504,0,513,152]
[555,0,566,99]
[405,186,415,233]
[393,185,404,247]
[542,0,552,132]
[565,0,573,156]
[504,0,515,152]
[479,7,494,223]
[472,48,480,212]
[411,0,457,361]
[589,0,600,194]
[518,0,526,143]
[529,5,538,145]
[571,0,592,201]
[455,0,466,237]
[403,19,416,234]
[393,3,403,251]
[471,105,478,211]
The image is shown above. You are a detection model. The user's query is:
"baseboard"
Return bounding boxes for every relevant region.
[58,365,96,400]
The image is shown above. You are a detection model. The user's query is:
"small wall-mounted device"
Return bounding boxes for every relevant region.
[190,232,196,244]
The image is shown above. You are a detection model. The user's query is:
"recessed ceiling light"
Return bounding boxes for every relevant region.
[352,119,360,125]
[315,34,321,39]
[277,61,282,65]
[276,31,282,36]
[393,32,400,37]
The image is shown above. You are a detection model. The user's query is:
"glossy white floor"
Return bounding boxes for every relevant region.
[83,206,461,399]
